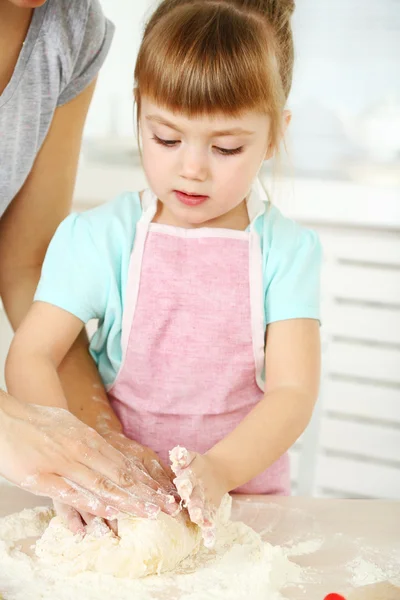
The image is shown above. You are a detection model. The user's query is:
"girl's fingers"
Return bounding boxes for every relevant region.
[170,446,197,475]
[171,458,218,548]
[184,485,217,548]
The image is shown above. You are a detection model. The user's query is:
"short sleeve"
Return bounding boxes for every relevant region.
[57,0,115,106]
[262,206,322,325]
[34,213,109,323]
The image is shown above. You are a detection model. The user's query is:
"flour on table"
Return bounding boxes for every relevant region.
[0,495,302,600]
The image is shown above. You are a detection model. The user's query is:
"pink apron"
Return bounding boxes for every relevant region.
[108,188,290,495]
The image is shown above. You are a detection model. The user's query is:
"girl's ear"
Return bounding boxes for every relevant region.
[264,110,292,160]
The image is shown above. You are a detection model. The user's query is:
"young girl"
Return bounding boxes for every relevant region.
[6,0,321,545]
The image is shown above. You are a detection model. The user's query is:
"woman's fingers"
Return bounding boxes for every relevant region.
[145,455,180,499]
[106,519,119,535]
[53,502,118,536]
[99,434,161,492]
[29,474,119,520]
[53,501,85,534]
[62,469,162,519]
[78,434,180,515]
[70,454,178,517]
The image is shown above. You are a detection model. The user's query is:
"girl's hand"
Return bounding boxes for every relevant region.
[56,431,181,534]
[170,446,230,548]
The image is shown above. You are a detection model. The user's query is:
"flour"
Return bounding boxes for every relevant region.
[347,555,400,588]
[348,558,389,587]
[0,497,302,600]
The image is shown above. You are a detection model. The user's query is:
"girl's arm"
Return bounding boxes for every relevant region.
[171,318,320,545]
[207,318,321,489]
[5,302,178,519]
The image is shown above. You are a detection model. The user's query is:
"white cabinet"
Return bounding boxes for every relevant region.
[279,185,400,499]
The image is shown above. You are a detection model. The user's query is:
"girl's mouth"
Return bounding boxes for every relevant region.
[174,190,209,207]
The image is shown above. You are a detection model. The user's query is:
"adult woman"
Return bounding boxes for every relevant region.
[0,0,176,528]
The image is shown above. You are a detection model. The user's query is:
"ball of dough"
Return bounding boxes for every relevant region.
[35,511,201,579]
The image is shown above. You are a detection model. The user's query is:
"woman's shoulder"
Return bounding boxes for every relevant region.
[42,0,108,40]
[41,0,114,105]
[40,0,101,46]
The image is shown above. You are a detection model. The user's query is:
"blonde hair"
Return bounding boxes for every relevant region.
[134,0,295,150]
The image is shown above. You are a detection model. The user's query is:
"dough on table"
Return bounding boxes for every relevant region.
[35,510,201,579]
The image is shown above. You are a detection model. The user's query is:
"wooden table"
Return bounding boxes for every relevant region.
[0,485,399,599]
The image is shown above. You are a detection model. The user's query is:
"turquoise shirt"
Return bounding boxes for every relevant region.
[35,191,322,387]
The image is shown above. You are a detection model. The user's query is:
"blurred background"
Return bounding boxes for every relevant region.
[1,0,399,499]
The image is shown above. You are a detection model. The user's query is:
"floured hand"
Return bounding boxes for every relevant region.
[170,446,229,548]
[103,431,179,501]
[55,433,181,534]
[0,395,178,526]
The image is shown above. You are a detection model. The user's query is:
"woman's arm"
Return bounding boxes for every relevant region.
[5,301,179,518]
[0,79,121,434]
[0,82,178,525]
[0,387,144,519]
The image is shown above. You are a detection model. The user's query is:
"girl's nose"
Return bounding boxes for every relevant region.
[179,147,208,182]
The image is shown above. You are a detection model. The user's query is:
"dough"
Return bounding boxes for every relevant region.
[35,510,201,579]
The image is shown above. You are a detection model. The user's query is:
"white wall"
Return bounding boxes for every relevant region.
[85,0,400,178]
[84,0,154,140]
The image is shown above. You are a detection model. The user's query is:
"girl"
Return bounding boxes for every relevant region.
[6,0,321,544]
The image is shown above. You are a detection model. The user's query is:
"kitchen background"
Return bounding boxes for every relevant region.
[1,0,399,498]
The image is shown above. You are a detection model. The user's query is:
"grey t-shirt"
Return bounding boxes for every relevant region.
[0,0,114,218]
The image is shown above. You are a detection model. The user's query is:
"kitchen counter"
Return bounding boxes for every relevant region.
[0,485,399,599]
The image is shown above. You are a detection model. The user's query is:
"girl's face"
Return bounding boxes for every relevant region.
[140,98,281,229]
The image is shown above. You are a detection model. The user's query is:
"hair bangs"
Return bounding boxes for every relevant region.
[135,4,284,121]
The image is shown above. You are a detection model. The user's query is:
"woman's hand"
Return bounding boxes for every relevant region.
[170,446,230,548]
[0,394,178,528]
[103,431,179,500]
[55,430,181,534]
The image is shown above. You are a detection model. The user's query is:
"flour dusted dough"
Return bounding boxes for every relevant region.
[35,510,201,579]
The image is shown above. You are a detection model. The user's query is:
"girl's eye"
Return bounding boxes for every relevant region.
[152,135,179,147]
[215,146,244,156]
[152,135,243,156]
